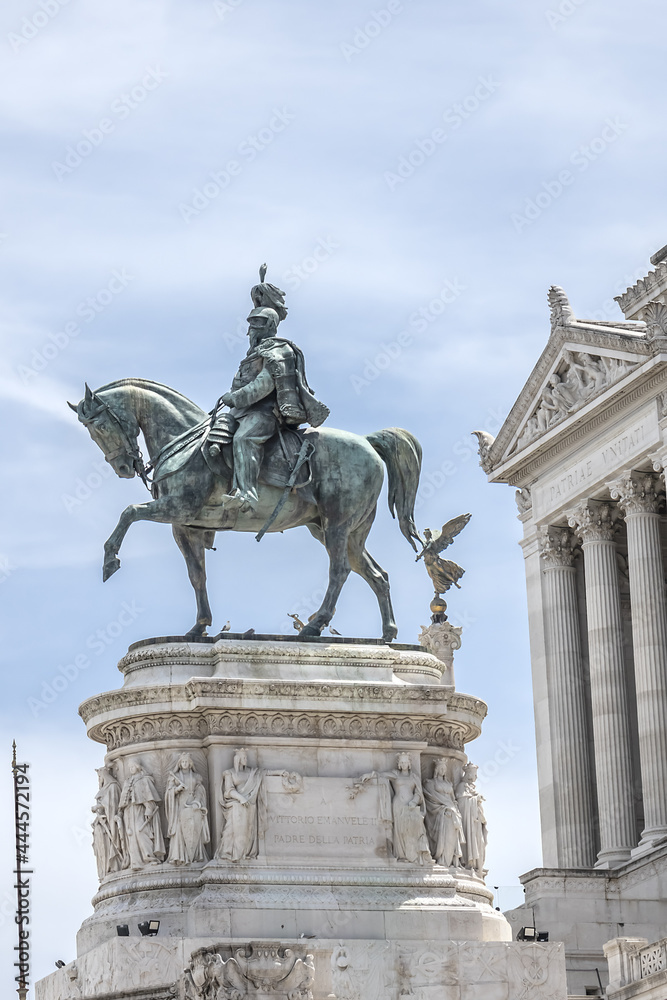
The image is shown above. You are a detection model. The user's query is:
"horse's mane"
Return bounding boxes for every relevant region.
[96,378,206,417]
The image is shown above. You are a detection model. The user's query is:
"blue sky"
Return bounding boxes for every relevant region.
[1,0,665,988]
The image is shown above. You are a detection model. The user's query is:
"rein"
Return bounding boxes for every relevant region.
[81,397,153,492]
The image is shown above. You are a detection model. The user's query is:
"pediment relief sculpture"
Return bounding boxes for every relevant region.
[512,348,639,454]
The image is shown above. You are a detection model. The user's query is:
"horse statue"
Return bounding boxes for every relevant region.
[70,379,423,641]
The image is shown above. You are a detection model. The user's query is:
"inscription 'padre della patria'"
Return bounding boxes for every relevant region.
[267,811,382,850]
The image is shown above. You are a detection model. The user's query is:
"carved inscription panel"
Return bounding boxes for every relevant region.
[260,776,392,862]
[532,403,660,520]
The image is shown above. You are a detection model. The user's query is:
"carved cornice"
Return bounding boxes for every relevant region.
[91,708,476,752]
[567,500,615,543]
[81,677,456,724]
[538,526,577,568]
[608,471,664,516]
[616,261,667,319]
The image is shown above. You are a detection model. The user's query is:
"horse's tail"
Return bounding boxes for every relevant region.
[366,428,422,552]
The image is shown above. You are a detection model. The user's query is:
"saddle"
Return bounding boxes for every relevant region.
[151,411,316,504]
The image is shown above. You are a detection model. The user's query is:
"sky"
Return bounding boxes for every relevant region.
[0,0,665,990]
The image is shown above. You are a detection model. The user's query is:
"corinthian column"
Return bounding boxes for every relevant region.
[539,526,596,867]
[567,500,636,866]
[609,471,667,847]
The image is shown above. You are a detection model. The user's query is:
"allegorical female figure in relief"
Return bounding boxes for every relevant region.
[353,753,431,865]
[423,758,464,868]
[165,753,210,865]
[119,761,166,870]
[455,762,487,875]
[92,764,126,878]
[216,748,265,862]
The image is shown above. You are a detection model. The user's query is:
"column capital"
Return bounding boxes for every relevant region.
[608,471,663,516]
[538,525,577,568]
[567,500,614,542]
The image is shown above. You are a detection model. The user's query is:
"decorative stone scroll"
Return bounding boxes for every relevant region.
[538,525,577,568]
[418,621,462,672]
[182,943,315,1000]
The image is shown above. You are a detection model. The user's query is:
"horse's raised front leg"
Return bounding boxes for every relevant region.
[102,497,202,581]
[172,525,214,637]
[299,523,352,639]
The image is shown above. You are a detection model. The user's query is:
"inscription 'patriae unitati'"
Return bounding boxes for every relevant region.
[550,460,594,504]
[600,423,645,466]
[547,422,647,506]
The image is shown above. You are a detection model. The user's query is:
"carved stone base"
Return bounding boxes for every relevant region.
[35,637,567,1000]
[36,936,568,1000]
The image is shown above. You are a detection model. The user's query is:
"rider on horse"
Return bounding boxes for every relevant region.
[213,267,329,510]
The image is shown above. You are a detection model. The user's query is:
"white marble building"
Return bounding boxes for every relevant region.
[479,250,667,997]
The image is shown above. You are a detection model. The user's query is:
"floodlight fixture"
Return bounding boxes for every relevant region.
[116,924,130,937]
[138,920,160,936]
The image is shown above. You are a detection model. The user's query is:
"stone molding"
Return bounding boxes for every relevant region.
[538,525,577,568]
[117,639,442,678]
[567,500,615,543]
[92,708,475,751]
[609,471,663,516]
[91,871,491,908]
[615,260,667,319]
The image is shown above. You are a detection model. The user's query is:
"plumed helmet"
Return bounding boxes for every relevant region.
[250,263,288,322]
[247,306,280,329]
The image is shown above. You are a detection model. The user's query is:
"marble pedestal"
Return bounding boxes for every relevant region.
[36,636,567,1000]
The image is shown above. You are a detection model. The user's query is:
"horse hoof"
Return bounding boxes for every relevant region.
[185,624,209,639]
[297,623,322,639]
[383,627,398,644]
[102,557,121,582]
